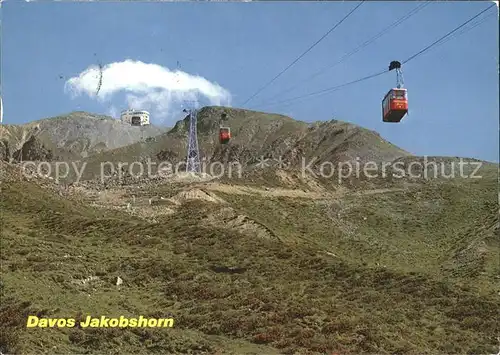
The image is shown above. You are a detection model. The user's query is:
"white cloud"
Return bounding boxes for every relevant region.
[64,60,232,124]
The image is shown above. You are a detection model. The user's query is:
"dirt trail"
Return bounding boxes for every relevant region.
[200,182,406,199]
[201,183,334,199]
[352,188,407,196]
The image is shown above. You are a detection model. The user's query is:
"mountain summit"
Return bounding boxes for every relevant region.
[0,111,168,162]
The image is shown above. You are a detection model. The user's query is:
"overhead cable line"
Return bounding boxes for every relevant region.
[418,11,497,60]
[255,1,431,107]
[401,3,496,65]
[432,11,496,49]
[257,3,497,111]
[239,1,365,107]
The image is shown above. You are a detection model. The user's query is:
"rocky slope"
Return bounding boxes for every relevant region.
[69,106,411,181]
[0,112,168,162]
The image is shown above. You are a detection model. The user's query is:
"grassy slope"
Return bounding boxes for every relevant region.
[0,179,280,355]
[217,173,499,290]
[1,163,499,354]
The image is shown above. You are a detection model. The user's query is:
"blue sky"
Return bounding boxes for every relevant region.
[1,1,498,162]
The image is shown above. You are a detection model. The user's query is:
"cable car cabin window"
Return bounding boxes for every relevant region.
[382,92,391,117]
[392,90,406,100]
[383,95,389,108]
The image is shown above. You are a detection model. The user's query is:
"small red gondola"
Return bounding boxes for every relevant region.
[383,61,408,123]
[219,127,231,144]
[382,88,408,123]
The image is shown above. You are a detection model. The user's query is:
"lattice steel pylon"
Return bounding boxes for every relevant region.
[185,107,201,173]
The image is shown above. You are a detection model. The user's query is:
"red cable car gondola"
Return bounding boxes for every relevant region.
[382,60,408,123]
[219,126,231,144]
[219,112,231,144]
[382,88,408,123]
